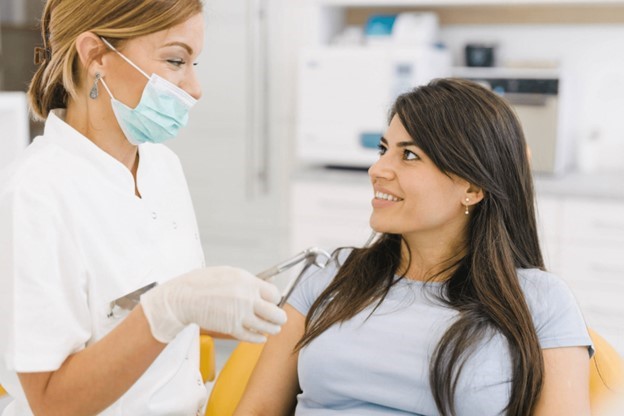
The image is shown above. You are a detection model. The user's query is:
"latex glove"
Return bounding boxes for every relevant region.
[140,266,287,343]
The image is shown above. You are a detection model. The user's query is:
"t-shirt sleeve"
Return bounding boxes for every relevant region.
[0,182,91,373]
[520,270,594,357]
[286,256,342,317]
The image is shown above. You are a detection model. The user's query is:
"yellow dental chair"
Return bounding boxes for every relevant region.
[589,329,624,414]
[203,329,624,416]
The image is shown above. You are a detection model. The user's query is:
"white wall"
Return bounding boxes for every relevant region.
[168,0,302,272]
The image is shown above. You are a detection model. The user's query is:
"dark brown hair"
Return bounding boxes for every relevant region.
[296,78,545,415]
[28,0,203,120]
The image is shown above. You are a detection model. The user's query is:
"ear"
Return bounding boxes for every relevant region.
[463,183,484,208]
[75,32,107,78]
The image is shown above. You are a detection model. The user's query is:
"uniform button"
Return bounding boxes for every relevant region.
[172,221,178,229]
[152,211,157,219]
[197,379,202,386]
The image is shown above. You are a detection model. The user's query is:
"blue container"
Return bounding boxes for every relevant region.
[364,15,397,37]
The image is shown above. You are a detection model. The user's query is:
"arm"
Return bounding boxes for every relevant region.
[234,305,305,416]
[18,305,165,416]
[17,267,286,416]
[533,346,591,416]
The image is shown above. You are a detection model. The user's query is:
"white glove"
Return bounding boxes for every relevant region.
[140,266,287,344]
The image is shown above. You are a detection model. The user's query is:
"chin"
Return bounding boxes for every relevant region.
[370,220,399,235]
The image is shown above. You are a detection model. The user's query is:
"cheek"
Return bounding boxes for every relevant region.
[110,69,147,108]
[404,183,461,222]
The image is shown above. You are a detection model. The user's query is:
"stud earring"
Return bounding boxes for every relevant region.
[464,198,470,215]
[89,73,101,99]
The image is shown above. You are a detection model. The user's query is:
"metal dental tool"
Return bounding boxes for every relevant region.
[257,247,331,307]
[107,281,158,318]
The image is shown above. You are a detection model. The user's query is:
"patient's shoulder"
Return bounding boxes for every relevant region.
[286,248,352,315]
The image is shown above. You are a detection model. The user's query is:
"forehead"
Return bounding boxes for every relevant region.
[128,13,204,56]
[385,114,416,145]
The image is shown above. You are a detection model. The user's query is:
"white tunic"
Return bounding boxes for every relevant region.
[0,110,207,415]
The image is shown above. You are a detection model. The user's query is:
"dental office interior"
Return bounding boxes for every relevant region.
[1,0,624,413]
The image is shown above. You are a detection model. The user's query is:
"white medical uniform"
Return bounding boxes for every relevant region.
[0,110,208,415]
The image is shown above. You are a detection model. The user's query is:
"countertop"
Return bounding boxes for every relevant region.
[292,166,624,201]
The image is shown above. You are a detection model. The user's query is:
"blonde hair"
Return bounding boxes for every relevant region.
[28,0,203,120]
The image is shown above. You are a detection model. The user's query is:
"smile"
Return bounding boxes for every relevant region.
[374,191,403,202]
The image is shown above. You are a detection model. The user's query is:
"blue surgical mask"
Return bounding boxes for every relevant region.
[99,37,197,145]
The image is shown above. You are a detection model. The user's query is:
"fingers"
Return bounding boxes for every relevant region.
[257,280,281,304]
[254,298,287,326]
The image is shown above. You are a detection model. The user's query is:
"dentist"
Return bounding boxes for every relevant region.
[0,0,286,415]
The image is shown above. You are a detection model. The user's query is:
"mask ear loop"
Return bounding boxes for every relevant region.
[100,37,150,80]
[98,75,114,99]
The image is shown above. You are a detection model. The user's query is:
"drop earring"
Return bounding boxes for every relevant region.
[89,73,101,99]
[464,198,470,215]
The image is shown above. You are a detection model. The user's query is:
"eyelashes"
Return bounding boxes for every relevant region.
[376,144,420,161]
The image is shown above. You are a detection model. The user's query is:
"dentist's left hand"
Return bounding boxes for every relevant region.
[140,266,287,344]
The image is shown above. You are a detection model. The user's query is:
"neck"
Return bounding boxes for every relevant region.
[398,235,466,282]
[65,92,139,174]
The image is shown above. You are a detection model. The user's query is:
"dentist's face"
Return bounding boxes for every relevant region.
[102,13,204,107]
[368,115,470,242]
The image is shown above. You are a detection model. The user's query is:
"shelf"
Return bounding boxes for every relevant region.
[307,0,624,25]
[312,0,624,6]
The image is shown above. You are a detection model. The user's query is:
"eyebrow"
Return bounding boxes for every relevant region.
[380,137,416,147]
[161,41,194,55]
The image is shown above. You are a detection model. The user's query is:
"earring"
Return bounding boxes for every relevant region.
[89,73,101,99]
[464,198,470,215]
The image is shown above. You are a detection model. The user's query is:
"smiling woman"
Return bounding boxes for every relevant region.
[235,79,594,416]
[0,0,288,415]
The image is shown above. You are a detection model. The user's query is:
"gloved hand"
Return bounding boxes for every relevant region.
[140,266,287,344]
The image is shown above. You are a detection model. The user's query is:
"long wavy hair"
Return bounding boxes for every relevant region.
[296,78,545,415]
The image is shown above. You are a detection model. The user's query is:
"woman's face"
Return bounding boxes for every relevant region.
[102,13,204,106]
[368,115,472,245]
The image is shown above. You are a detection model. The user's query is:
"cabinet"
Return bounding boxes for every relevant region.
[292,171,624,354]
[557,198,624,352]
[291,178,372,251]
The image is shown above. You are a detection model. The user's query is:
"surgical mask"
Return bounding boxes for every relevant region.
[99,37,197,145]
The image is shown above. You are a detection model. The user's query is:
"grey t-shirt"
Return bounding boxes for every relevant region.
[288,254,594,416]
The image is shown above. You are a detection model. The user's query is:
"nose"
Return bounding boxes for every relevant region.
[182,68,202,100]
[368,155,395,181]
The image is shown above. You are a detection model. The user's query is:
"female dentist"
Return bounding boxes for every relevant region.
[0,0,286,414]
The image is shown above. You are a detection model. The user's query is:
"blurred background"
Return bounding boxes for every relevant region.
[1,0,624,409]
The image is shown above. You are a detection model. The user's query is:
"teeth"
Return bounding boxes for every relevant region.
[375,191,402,202]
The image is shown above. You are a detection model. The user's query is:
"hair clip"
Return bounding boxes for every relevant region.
[34,46,51,65]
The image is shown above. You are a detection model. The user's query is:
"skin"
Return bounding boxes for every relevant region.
[66,13,204,197]
[17,15,207,416]
[369,115,482,281]
[235,115,590,415]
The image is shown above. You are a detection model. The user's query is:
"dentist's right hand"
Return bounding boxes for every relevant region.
[140,266,287,344]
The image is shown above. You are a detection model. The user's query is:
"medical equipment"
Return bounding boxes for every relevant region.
[296,46,451,168]
[257,247,331,307]
[108,281,157,318]
[106,247,331,319]
[453,66,573,174]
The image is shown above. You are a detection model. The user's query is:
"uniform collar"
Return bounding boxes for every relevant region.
[45,109,144,196]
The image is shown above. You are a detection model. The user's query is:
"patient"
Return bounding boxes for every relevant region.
[235,78,594,415]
